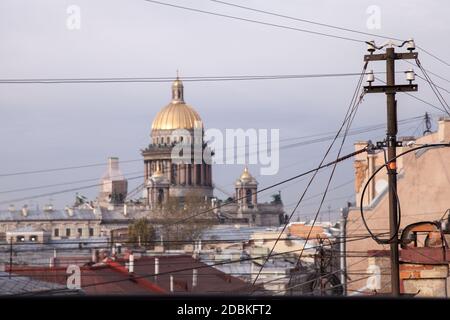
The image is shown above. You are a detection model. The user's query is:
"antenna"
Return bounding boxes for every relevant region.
[423,112,432,135]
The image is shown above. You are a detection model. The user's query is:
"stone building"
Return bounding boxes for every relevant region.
[0,204,102,242]
[345,117,450,294]
[0,78,284,243]
[142,76,213,207]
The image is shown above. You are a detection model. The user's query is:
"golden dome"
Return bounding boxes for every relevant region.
[152,103,202,131]
[151,78,203,131]
[240,167,253,181]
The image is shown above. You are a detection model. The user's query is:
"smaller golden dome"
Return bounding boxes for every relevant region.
[240,166,252,181]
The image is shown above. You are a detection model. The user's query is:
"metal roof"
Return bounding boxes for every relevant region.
[0,271,79,296]
[0,208,100,221]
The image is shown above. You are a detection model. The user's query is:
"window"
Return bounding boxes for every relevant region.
[89,228,94,237]
[54,228,59,237]
[29,235,37,242]
[66,228,71,237]
[16,236,25,242]
[77,228,83,236]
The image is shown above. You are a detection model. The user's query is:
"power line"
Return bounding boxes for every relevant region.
[286,68,366,287]
[209,0,403,42]
[10,233,375,296]
[374,76,450,115]
[415,58,450,114]
[0,171,142,195]
[144,0,365,43]
[0,159,141,178]
[0,72,387,84]
[0,175,144,206]
[209,1,450,71]
[251,62,368,290]
[416,45,450,68]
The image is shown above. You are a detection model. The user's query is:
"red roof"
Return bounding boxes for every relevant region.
[8,254,253,295]
[116,255,252,294]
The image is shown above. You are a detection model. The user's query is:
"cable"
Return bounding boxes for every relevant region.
[374,76,450,115]
[0,170,142,195]
[0,117,418,179]
[209,0,403,42]
[415,58,450,115]
[359,148,402,244]
[144,0,365,43]
[9,233,376,296]
[415,73,450,95]
[0,159,141,178]
[209,0,450,71]
[0,72,388,84]
[359,143,450,243]
[0,175,145,206]
[250,62,369,290]
[286,68,367,285]
[416,45,450,68]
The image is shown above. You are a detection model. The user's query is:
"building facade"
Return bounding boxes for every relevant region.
[345,117,450,294]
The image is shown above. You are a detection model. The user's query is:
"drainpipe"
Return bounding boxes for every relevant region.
[193,269,198,288]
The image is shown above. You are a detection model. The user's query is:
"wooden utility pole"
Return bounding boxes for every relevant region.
[364,41,418,296]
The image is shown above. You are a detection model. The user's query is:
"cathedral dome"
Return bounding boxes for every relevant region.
[237,167,257,185]
[151,103,202,131]
[151,78,203,131]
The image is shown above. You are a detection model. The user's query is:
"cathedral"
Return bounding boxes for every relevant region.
[0,78,285,244]
[142,77,213,207]
[97,77,285,227]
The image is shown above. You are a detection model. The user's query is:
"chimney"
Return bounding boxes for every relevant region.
[123,203,128,216]
[438,117,450,141]
[21,205,28,217]
[192,269,198,288]
[108,157,120,175]
[91,249,99,263]
[128,252,134,274]
[93,205,101,216]
[65,206,74,216]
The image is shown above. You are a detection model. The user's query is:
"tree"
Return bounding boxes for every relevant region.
[128,218,155,248]
[155,191,215,249]
[271,193,282,204]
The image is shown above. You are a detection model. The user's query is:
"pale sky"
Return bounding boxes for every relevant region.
[1,0,449,221]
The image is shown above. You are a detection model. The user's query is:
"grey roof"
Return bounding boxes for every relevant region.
[6,226,46,233]
[0,208,101,222]
[201,225,275,241]
[0,271,80,296]
[101,208,150,221]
